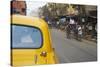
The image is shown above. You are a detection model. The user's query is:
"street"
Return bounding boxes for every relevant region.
[50,28,97,63]
[10,1,98,66]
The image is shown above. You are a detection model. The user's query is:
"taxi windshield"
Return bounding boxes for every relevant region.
[12,25,42,49]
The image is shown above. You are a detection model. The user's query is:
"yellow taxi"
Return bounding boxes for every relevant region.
[11,15,57,66]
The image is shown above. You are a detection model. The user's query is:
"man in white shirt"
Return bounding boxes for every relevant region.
[78,25,82,41]
[69,18,75,24]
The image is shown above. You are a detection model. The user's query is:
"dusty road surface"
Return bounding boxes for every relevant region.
[50,28,97,63]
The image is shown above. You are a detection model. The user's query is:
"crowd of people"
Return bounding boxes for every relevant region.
[46,15,97,42]
[65,18,83,41]
[47,18,83,41]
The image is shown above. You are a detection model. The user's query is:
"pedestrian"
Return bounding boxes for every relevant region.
[65,24,71,39]
[78,25,83,41]
[74,23,78,40]
[57,21,60,29]
[69,18,75,31]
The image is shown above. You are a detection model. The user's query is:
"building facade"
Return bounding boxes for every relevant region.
[11,0,26,15]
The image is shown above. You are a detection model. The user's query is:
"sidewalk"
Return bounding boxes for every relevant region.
[84,38,97,43]
[83,35,97,43]
[82,39,97,46]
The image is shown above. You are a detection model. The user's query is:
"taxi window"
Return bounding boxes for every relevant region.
[12,25,42,49]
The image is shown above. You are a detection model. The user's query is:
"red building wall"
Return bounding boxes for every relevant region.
[11,1,26,15]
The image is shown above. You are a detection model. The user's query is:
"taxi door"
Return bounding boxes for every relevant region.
[11,24,45,66]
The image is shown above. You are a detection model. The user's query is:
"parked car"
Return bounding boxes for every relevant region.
[11,15,57,66]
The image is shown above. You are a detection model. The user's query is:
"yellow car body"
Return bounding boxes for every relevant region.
[11,15,57,66]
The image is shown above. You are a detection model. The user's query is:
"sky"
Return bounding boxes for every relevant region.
[26,1,47,16]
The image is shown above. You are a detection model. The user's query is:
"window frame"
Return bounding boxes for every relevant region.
[11,24,43,49]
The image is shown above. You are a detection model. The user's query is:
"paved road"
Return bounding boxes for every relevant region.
[50,28,97,63]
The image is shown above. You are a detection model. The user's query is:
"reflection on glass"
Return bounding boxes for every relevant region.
[12,25,42,48]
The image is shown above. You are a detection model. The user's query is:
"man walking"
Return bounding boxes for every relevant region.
[65,24,71,39]
[78,25,83,41]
